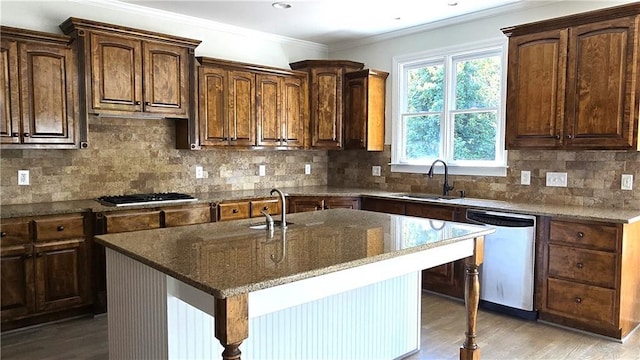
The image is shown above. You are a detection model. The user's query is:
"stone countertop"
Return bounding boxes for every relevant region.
[94,209,493,298]
[1,185,638,224]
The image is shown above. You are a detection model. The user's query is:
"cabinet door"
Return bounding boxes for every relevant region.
[228,70,255,146]
[256,74,281,147]
[288,197,324,213]
[1,39,20,144]
[1,244,35,319]
[199,66,228,146]
[344,75,367,149]
[282,76,306,148]
[34,239,88,312]
[143,41,189,117]
[565,17,638,149]
[505,29,568,149]
[18,41,77,145]
[90,33,142,112]
[310,67,342,149]
[324,197,360,210]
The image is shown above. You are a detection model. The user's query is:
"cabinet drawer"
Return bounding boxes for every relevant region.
[163,205,212,227]
[33,215,84,241]
[250,199,280,218]
[218,202,250,221]
[104,211,161,233]
[546,278,616,326]
[548,244,616,288]
[549,220,618,251]
[0,220,31,246]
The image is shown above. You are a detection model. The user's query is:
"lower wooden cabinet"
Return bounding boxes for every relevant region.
[1,213,91,331]
[538,217,640,339]
[288,196,360,213]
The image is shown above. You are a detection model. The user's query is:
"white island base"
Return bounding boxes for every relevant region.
[106,249,424,360]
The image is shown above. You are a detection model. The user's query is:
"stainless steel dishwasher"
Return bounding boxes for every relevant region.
[466,210,537,320]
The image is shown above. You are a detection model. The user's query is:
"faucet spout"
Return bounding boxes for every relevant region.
[270,188,287,229]
[427,159,454,196]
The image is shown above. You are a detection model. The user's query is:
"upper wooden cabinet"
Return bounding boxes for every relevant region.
[344,69,388,151]
[1,26,82,149]
[186,57,307,149]
[289,60,364,150]
[60,17,200,119]
[503,4,640,150]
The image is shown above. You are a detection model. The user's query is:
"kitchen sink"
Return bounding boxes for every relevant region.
[391,193,459,202]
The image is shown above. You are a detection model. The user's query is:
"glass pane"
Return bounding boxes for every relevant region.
[454,55,501,109]
[404,115,441,161]
[453,111,496,161]
[406,64,444,112]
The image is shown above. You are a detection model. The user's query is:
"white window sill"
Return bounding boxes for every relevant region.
[390,163,507,177]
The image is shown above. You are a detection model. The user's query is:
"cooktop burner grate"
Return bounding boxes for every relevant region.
[97,192,197,207]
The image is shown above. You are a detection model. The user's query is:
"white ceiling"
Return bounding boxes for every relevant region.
[120,0,524,45]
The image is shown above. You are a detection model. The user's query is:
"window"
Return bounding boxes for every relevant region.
[391,40,507,176]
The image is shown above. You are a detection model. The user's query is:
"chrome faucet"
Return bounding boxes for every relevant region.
[427,159,454,196]
[261,209,274,231]
[270,188,287,229]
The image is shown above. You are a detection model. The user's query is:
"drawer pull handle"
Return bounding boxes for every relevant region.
[262,206,268,211]
[232,209,239,214]
[576,232,584,238]
[575,297,582,304]
[0,232,6,237]
[57,225,65,231]
[576,262,584,269]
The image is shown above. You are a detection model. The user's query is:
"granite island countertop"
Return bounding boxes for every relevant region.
[94,209,493,298]
[2,186,639,224]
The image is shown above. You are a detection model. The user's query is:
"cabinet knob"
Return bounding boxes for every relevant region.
[576,262,584,269]
[25,253,33,259]
[575,297,582,304]
[315,205,323,211]
[36,253,44,258]
[232,208,239,214]
[57,225,65,231]
[23,133,30,137]
[567,135,573,139]
[0,232,6,237]
[145,102,151,106]
[11,132,19,137]
[576,232,584,238]
[262,206,268,211]
[135,101,141,105]
[554,135,560,139]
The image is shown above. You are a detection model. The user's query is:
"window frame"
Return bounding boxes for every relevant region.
[391,38,508,177]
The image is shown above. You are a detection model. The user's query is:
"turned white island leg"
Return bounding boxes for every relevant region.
[214,294,249,360]
[460,236,484,360]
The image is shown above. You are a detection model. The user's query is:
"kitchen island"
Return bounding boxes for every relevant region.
[95,209,493,360]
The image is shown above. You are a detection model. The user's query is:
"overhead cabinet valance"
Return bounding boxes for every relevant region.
[60,18,201,119]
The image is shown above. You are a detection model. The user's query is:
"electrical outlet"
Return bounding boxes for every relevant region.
[195,166,204,179]
[305,164,311,175]
[259,165,266,177]
[372,166,381,176]
[621,174,633,190]
[18,170,29,185]
[520,170,531,185]
[546,172,567,187]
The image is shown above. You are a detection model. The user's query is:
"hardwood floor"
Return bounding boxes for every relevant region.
[2,293,639,359]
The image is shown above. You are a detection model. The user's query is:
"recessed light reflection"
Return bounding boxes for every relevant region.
[272,2,292,9]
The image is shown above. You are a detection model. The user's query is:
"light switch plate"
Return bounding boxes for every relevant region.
[18,170,29,185]
[546,172,567,187]
[621,174,633,190]
[259,165,266,177]
[305,164,311,175]
[195,165,204,179]
[372,166,381,176]
[520,170,531,185]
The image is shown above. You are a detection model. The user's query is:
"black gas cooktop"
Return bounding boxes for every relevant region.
[97,192,197,207]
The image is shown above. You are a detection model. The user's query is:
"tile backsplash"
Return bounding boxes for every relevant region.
[2,117,639,211]
[328,146,640,211]
[0,117,327,205]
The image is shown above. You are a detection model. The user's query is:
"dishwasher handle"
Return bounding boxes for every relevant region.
[467,211,534,228]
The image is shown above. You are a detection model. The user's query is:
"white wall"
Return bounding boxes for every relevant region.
[0,0,327,68]
[327,0,635,144]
